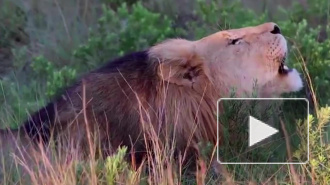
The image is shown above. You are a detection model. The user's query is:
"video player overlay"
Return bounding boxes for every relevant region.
[217,98,309,164]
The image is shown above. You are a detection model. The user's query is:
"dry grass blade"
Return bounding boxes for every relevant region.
[279,119,301,185]
[82,79,97,185]
[53,0,71,42]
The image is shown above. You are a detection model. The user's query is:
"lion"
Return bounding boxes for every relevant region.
[0,22,303,169]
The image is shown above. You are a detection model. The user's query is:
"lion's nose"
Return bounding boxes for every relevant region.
[270,25,281,34]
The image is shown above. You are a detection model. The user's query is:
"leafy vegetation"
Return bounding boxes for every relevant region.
[0,0,329,184]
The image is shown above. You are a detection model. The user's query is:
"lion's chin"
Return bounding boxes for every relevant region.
[282,68,304,92]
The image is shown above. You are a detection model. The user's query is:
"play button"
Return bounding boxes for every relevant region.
[217,98,309,164]
[249,116,279,147]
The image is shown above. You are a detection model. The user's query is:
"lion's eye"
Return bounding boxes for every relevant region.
[229,38,242,45]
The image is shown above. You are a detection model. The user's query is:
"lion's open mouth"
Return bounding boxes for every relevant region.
[278,56,292,75]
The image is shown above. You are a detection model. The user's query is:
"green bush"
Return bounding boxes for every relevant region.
[0,1,29,77]
[73,2,184,71]
[190,0,267,39]
[0,1,28,48]
[304,108,330,184]
[31,56,77,98]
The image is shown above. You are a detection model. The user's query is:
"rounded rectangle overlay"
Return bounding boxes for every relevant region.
[216,98,309,165]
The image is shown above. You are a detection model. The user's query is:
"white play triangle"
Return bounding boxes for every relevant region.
[249,116,279,147]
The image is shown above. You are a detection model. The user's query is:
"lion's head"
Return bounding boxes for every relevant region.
[142,22,305,156]
[150,22,303,98]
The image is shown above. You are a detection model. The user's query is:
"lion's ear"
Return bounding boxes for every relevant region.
[149,39,206,86]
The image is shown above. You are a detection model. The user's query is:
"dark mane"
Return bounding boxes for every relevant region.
[21,50,153,143]
[95,50,151,73]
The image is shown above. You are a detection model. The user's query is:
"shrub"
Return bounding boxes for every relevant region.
[0,1,28,48]
[189,0,267,39]
[73,2,184,71]
[31,56,77,98]
[0,1,28,77]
